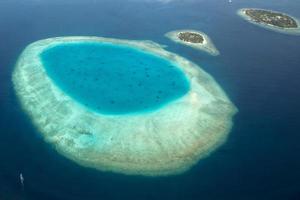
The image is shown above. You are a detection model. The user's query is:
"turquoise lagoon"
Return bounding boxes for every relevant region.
[41,42,189,114]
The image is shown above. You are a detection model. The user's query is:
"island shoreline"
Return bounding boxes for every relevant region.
[237,8,300,35]
[165,30,220,56]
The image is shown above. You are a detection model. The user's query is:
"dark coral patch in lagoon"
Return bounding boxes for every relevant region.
[40,42,190,114]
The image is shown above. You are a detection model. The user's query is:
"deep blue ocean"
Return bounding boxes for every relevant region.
[1,0,300,199]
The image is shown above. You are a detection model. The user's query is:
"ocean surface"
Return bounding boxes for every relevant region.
[41,42,189,114]
[1,0,300,199]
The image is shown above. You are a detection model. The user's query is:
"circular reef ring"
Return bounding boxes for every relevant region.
[13,36,237,176]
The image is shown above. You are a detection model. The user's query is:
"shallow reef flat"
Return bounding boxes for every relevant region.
[13,36,237,176]
[165,29,220,56]
[238,8,300,35]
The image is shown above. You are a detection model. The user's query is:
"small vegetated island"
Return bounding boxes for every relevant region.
[13,36,236,176]
[178,32,204,43]
[165,30,220,56]
[238,8,300,35]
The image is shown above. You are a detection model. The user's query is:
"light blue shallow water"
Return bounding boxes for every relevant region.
[40,42,190,114]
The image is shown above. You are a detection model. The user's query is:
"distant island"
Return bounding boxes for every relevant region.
[238,8,300,35]
[244,9,297,28]
[165,30,220,56]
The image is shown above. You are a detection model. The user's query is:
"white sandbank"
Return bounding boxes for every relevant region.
[13,36,237,176]
[237,8,300,36]
[165,29,220,56]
